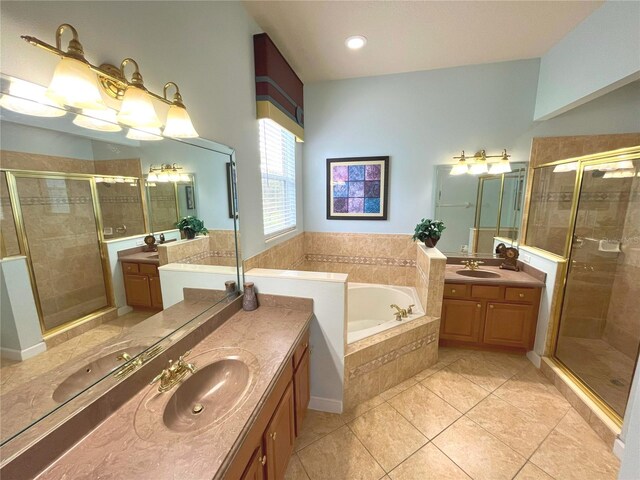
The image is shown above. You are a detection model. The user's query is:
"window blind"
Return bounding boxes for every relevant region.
[259,118,297,238]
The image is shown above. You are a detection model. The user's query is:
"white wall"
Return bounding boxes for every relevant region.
[159,263,240,308]
[0,1,282,259]
[534,1,640,121]
[303,60,640,235]
[619,363,640,478]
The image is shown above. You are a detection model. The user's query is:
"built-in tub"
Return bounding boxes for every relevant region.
[347,283,425,343]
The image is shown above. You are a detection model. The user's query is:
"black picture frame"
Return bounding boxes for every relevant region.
[326,156,390,220]
[185,185,195,210]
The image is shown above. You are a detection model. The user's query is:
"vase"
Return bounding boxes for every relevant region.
[424,236,439,248]
[184,228,196,240]
[242,282,258,311]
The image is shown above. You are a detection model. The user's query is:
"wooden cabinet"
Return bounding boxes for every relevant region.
[440,282,541,352]
[225,327,310,480]
[122,261,162,309]
[264,383,296,480]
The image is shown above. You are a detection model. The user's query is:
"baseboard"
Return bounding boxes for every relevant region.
[309,396,343,414]
[526,350,541,368]
[117,306,134,316]
[1,341,46,361]
[613,437,624,460]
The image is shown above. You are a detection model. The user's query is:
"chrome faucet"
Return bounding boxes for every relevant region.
[150,351,197,393]
[462,260,484,271]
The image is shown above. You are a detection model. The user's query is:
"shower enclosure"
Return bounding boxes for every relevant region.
[525,146,640,421]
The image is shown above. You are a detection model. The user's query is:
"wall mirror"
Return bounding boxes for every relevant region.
[434,162,527,256]
[0,73,241,448]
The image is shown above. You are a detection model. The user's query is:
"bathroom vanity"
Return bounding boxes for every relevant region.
[440,264,545,352]
[119,250,164,309]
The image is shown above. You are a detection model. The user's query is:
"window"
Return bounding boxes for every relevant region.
[259,118,296,238]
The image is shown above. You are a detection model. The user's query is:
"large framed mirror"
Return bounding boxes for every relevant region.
[434,162,527,256]
[0,73,241,448]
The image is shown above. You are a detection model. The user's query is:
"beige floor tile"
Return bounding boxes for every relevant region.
[412,361,449,382]
[297,425,385,480]
[285,453,311,480]
[295,409,345,451]
[380,377,418,400]
[388,383,462,439]
[388,443,471,480]
[467,395,554,457]
[530,409,619,480]
[421,367,489,413]
[493,365,571,427]
[340,394,386,423]
[349,403,428,472]
[513,462,554,480]
[433,417,526,480]
[437,347,472,365]
[447,354,517,392]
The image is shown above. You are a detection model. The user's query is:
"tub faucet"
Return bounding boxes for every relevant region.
[390,304,408,320]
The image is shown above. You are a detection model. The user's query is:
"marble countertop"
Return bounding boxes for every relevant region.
[119,250,161,265]
[36,299,313,480]
[445,264,546,288]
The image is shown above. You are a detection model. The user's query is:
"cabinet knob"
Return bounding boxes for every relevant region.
[451,289,456,293]
[489,305,494,309]
[303,343,309,349]
[270,432,277,440]
[476,304,481,308]
[261,455,267,466]
[519,293,525,298]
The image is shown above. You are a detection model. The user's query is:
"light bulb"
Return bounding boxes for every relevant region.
[47,57,106,110]
[117,85,162,128]
[147,172,159,182]
[126,127,163,141]
[450,162,468,176]
[157,172,170,182]
[469,161,488,175]
[488,160,512,174]
[345,36,367,50]
[73,108,121,132]
[0,78,66,117]
[163,104,198,138]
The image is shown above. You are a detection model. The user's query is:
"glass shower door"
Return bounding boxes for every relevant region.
[555,158,640,418]
[13,174,109,333]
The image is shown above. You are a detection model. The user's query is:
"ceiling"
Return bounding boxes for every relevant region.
[243,1,603,83]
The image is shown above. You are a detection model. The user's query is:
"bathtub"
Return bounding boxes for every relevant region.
[347,283,425,344]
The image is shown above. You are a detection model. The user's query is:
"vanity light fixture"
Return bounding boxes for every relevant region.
[0,77,66,117]
[488,149,512,174]
[450,151,469,175]
[451,149,511,175]
[468,150,489,175]
[72,107,121,132]
[147,163,185,183]
[21,23,199,137]
[345,35,367,50]
[126,126,163,141]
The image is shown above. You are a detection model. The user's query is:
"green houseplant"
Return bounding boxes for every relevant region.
[176,216,208,239]
[412,218,445,248]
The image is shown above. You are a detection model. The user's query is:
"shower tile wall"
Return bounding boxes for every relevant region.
[96,182,145,240]
[529,134,640,168]
[16,177,107,331]
[160,231,238,267]
[1,150,95,174]
[148,183,178,231]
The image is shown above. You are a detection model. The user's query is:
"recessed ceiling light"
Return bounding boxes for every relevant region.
[345,35,367,50]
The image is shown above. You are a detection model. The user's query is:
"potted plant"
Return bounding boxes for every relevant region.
[412,218,445,248]
[176,216,208,239]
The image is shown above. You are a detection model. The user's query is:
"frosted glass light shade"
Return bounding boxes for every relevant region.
[47,57,106,110]
[488,160,512,174]
[469,161,488,175]
[450,161,468,175]
[117,85,162,128]
[126,126,163,141]
[0,78,66,117]
[163,104,198,138]
[73,108,121,132]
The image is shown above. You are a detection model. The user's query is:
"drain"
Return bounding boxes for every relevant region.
[610,378,625,387]
[192,403,204,414]
[86,368,92,373]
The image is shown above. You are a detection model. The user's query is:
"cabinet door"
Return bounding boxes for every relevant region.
[149,276,163,309]
[294,348,310,436]
[264,382,295,480]
[440,299,483,343]
[483,302,534,349]
[241,446,265,480]
[124,274,152,307]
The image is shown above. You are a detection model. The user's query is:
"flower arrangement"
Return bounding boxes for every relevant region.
[176,216,208,239]
[412,218,446,248]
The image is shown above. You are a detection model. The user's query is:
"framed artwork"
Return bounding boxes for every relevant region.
[185,185,195,210]
[326,156,389,220]
[226,162,239,219]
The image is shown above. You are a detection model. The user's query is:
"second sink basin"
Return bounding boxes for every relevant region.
[162,358,251,433]
[456,269,501,279]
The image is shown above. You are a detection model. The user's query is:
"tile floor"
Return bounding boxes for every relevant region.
[286,348,620,480]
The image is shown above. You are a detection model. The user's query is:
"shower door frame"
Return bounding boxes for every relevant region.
[3,169,117,338]
[521,146,640,426]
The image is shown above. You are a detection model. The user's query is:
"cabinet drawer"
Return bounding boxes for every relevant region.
[471,285,502,299]
[293,329,310,370]
[444,284,469,298]
[140,263,158,276]
[505,287,535,303]
[123,262,139,274]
